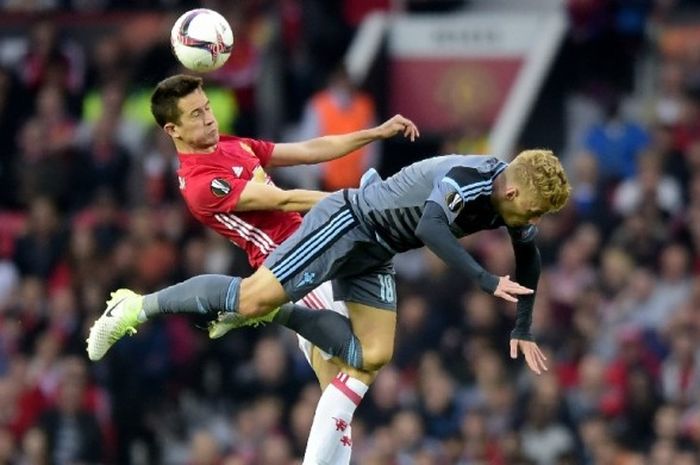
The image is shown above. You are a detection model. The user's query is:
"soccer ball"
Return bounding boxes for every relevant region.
[171,8,234,73]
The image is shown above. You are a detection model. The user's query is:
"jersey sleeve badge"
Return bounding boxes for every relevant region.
[446,191,464,213]
[210,178,232,197]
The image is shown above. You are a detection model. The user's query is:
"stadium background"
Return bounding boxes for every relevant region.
[1,0,700,464]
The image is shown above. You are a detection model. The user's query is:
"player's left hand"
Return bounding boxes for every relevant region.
[375,114,420,141]
[510,339,548,375]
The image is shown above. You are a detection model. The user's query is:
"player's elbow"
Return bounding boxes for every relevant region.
[415,225,426,242]
[269,189,305,212]
[414,219,432,244]
[280,189,324,212]
[274,190,294,210]
[277,191,308,212]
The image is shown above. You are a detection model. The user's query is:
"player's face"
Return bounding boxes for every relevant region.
[500,188,546,227]
[171,88,219,149]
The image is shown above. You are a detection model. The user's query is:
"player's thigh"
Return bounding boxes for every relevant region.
[333,264,398,370]
[333,261,397,313]
[301,282,378,386]
[263,192,362,305]
[347,302,396,371]
[238,266,289,316]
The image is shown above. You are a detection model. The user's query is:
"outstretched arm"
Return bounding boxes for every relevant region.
[509,236,540,340]
[267,114,420,167]
[236,182,327,212]
[415,204,546,375]
[415,201,533,300]
[508,231,548,375]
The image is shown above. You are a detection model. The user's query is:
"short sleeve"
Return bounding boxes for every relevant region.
[426,166,487,224]
[239,137,275,167]
[184,173,250,214]
[508,224,538,243]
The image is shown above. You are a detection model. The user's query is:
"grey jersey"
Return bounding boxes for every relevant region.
[353,155,536,252]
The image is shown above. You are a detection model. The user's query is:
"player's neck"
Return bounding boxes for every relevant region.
[173,139,217,154]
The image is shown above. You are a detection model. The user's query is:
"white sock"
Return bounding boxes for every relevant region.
[334,425,353,465]
[302,373,368,465]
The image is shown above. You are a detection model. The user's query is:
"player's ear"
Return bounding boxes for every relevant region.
[164,122,180,140]
[505,186,518,200]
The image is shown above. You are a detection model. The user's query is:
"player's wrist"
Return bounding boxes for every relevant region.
[365,127,382,141]
[510,329,534,341]
[478,272,499,294]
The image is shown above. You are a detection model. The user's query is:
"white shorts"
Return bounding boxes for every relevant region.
[296,280,348,366]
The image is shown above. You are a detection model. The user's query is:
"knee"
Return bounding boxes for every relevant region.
[361,342,393,372]
[238,277,276,317]
[238,274,286,318]
[346,368,380,386]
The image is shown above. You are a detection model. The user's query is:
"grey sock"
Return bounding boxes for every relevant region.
[274,303,364,369]
[142,275,241,319]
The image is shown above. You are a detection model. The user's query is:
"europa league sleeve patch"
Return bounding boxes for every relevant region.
[210,178,232,197]
[445,191,464,213]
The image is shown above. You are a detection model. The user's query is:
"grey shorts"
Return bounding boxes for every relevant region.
[263,190,397,311]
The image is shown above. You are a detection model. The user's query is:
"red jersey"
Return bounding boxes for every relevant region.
[177,135,302,267]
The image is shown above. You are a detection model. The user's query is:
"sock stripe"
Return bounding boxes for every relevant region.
[331,377,362,406]
[224,277,241,312]
[345,337,363,369]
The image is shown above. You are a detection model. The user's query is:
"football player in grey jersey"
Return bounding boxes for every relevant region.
[90,150,570,385]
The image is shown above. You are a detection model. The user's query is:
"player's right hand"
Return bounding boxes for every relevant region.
[493,275,533,303]
[510,339,548,375]
[374,114,420,141]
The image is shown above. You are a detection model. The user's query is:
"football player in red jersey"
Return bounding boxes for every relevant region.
[155,74,418,464]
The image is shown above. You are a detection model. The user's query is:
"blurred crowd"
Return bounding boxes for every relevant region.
[0,0,700,465]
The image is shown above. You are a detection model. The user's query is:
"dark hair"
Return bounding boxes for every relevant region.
[150,74,203,127]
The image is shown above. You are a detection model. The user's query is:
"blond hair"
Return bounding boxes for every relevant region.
[509,149,571,212]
